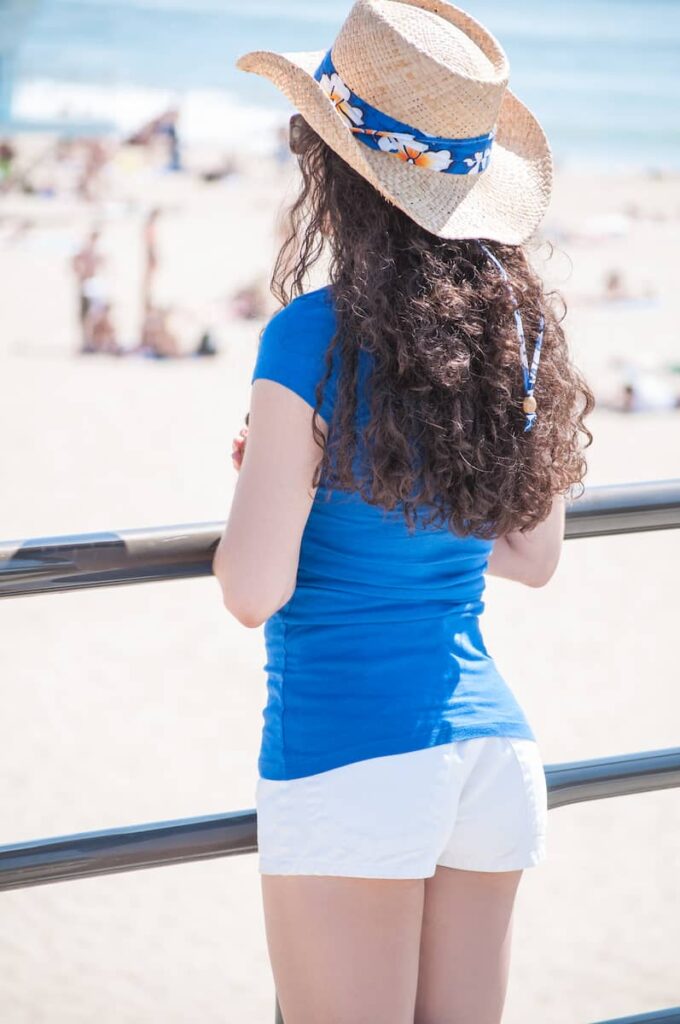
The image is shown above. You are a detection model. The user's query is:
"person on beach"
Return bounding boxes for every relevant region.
[142,207,161,314]
[0,140,16,190]
[599,369,680,413]
[135,305,181,358]
[213,3,594,1021]
[72,228,106,353]
[599,269,657,305]
[127,107,182,172]
[82,300,122,356]
[76,139,111,202]
[156,107,182,172]
[230,278,269,320]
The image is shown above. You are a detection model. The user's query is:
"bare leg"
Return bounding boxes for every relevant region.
[261,873,425,1024]
[414,865,523,1024]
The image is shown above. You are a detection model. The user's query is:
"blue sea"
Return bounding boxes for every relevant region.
[8,0,680,168]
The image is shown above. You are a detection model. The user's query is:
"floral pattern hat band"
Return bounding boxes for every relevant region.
[237,0,553,244]
[313,48,495,176]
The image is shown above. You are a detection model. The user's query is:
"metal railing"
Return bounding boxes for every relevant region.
[2,478,679,601]
[1,478,679,1024]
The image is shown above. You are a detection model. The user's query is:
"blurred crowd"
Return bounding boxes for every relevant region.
[1,107,677,413]
[0,106,278,360]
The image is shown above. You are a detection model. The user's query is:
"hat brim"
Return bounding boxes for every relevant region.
[237,48,553,245]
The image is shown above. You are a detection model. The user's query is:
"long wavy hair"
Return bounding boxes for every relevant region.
[271,116,595,539]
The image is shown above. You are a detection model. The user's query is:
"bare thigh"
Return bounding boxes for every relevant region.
[414,864,523,1024]
[261,873,425,1024]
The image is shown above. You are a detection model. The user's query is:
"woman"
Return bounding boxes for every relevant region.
[213,2,594,1021]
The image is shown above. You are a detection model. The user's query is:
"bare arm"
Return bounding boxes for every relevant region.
[486,492,567,588]
[212,379,328,628]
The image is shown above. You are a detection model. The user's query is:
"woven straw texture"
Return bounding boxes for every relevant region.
[237,0,553,244]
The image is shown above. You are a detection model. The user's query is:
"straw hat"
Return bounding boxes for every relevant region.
[236,0,553,245]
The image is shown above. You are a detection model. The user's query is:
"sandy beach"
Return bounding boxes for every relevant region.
[1,141,679,1023]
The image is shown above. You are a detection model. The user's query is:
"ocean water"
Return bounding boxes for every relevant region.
[9,0,680,168]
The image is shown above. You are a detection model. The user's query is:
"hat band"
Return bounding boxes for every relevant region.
[313,49,495,175]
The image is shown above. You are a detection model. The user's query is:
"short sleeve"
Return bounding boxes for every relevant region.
[250,288,338,424]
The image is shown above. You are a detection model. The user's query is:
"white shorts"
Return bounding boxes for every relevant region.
[255,735,548,878]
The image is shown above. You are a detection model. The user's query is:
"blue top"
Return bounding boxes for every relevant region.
[250,285,535,781]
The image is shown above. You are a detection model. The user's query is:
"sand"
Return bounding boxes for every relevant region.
[0,144,679,1023]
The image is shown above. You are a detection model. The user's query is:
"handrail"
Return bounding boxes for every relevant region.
[593,1011,680,1024]
[545,745,680,808]
[562,478,680,539]
[1,479,679,599]
[1,746,678,893]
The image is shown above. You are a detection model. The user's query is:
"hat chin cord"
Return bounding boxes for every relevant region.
[478,242,544,432]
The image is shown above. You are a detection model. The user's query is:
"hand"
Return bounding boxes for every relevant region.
[231,414,249,472]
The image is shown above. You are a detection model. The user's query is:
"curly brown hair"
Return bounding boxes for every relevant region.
[271,117,595,539]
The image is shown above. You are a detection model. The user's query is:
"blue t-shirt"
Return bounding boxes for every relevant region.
[250,285,535,781]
